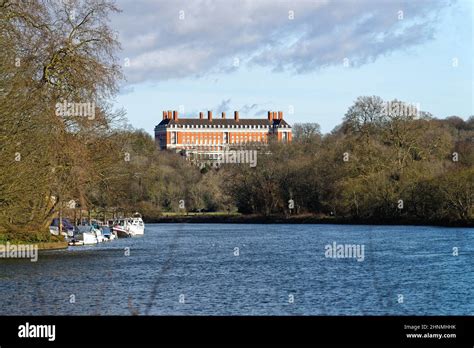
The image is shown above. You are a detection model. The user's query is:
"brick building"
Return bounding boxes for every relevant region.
[154,110,292,162]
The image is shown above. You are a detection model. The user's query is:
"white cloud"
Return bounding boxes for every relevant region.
[112,0,449,84]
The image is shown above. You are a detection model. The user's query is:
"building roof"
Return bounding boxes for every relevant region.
[155,118,291,130]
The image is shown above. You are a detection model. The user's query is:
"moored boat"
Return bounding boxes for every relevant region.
[49,218,75,238]
[112,213,145,237]
[128,212,145,236]
[101,226,117,241]
[75,225,98,245]
[112,219,131,238]
[89,221,106,243]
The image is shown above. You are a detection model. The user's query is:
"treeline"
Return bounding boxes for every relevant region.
[225,97,473,223]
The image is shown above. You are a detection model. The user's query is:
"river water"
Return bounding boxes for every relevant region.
[0,223,472,315]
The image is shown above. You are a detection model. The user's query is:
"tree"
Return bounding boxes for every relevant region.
[292,123,322,144]
[0,0,123,239]
[343,95,385,141]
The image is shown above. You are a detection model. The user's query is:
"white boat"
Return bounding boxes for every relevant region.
[49,218,75,238]
[93,226,106,243]
[128,213,145,236]
[112,213,145,237]
[75,225,98,245]
[87,220,110,243]
[80,233,97,244]
[112,219,131,238]
[101,226,117,241]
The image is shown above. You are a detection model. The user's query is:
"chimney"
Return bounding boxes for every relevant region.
[268,111,272,121]
[173,110,178,121]
[163,111,167,120]
[234,111,239,122]
[222,112,226,119]
[199,112,203,120]
[208,110,212,122]
[278,111,283,120]
[168,110,172,120]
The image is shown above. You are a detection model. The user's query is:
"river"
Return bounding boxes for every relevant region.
[0,223,472,315]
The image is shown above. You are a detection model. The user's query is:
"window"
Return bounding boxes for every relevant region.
[171,132,177,144]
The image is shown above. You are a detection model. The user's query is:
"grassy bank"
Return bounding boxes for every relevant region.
[0,239,68,250]
[0,232,68,249]
[35,241,68,250]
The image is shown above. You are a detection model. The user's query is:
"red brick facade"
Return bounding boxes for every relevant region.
[154,110,292,159]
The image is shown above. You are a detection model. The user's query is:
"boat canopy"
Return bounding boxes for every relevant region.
[50,218,74,230]
[76,225,94,234]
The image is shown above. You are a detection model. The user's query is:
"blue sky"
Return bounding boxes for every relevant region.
[111,0,473,134]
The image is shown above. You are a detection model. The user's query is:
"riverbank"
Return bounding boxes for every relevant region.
[0,240,68,250]
[144,213,474,227]
[0,233,68,249]
[35,241,68,250]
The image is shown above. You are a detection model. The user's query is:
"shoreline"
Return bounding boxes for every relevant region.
[0,240,68,250]
[144,214,474,228]
[36,241,68,250]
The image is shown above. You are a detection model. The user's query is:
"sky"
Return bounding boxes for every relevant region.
[110,0,473,134]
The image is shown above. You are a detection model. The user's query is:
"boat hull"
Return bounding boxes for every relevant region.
[77,232,98,245]
[113,226,131,238]
[129,225,145,236]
